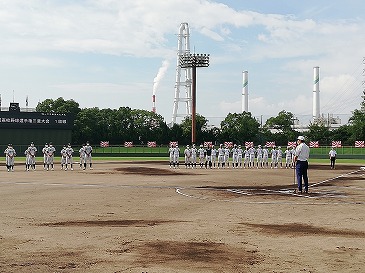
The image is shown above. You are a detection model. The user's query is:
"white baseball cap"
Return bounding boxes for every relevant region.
[297,136,305,141]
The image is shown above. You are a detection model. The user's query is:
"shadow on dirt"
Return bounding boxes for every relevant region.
[240,222,365,238]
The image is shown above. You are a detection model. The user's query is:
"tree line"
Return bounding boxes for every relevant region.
[36,95,365,146]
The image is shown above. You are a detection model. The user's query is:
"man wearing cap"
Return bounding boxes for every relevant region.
[293,136,310,193]
[184,145,192,168]
[4,144,16,172]
[329,147,337,169]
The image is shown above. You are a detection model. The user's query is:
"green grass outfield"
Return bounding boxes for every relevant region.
[2,157,364,165]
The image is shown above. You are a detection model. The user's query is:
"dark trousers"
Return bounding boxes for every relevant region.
[296,160,308,192]
[330,157,336,169]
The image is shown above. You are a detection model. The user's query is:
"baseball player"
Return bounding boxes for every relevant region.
[65,144,74,171]
[173,144,180,168]
[25,142,37,171]
[47,142,56,171]
[290,146,296,168]
[205,144,212,169]
[231,144,238,168]
[256,145,263,168]
[191,144,197,168]
[4,144,16,172]
[277,146,283,168]
[184,145,192,168]
[60,145,67,170]
[262,146,269,168]
[243,146,250,168]
[248,146,255,168]
[198,144,206,168]
[211,145,217,168]
[224,145,230,168]
[284,146,292,168]
[42,143,49,170]
[237,145,243,168]
[270,146,277,168]
[84,142,93,170]
[79,144,86,169]
[217,144,225,168]
[168,143,175,168]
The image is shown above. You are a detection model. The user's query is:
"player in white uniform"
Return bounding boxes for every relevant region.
[173,144,180,168]
[256,145,263,168]
[84,142,93,170]
[217,144,225,168]
[184,145,192,168]
[198,145,206,168]
[224,145,231,168]
[237,145,243,168]
[290,147,296,168]
[270,146,277,168]
[79,144,86,169]
[60,145,67,170]
[47,142,56,170]
[168,143,175,168]
[191,144,197,168]
[25,142,37,171]
[231,144,238,168]
[243,147,250,168]
[42,143,49,170]
[211,145,217,168]
[65,144,74,171]
[276,146,283,168]
[4,144,16,172]
[262,146,269,168]
[284,146,292,168]
[248,146,255,168]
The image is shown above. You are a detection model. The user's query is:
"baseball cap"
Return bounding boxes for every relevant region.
[297,136,305,141]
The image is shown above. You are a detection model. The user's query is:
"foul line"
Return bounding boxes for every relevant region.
[175,169,365,205]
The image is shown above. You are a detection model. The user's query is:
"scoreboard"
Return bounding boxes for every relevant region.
[0,111,73,130]
[0,107,74,146]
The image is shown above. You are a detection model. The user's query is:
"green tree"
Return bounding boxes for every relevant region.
[348,109,365,141]
[130,109,169,144]
[73,107,106,144]
[305,123,331,145]
[330,125,353,146]
[264,110,297,145]
[220,112,261,144]
[180,114,209,145]
[36,97,80,116]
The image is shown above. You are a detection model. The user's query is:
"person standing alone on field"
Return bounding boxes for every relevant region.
[84,142,93,170]
[293,136,310,194]
[329,147,337,169]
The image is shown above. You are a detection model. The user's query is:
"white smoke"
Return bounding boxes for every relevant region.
[152,59,169,95]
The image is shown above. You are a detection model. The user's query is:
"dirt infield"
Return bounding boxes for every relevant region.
[0,161,364,272]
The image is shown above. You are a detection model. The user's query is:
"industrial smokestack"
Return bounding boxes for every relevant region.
[313,66,320,120]
[152,94,156,113]
[242,71,248,112]
[152,60,169,113]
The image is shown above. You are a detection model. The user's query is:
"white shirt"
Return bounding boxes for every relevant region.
[295,142,310,161]
[329,149,337,157]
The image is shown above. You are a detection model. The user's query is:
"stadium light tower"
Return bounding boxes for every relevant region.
[179,53,209,144]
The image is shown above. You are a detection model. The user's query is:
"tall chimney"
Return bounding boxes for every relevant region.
[313,66,320,120]
[152,94,156,113]
[242,71,248,112]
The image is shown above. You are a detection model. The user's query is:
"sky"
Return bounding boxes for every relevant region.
[1,0,365,126]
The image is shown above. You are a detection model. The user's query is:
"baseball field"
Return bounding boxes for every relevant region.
[0,160,364,272]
